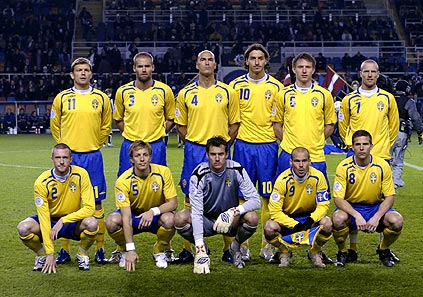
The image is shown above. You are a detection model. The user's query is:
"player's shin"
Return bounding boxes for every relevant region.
[380,228,401,250]
[333,227,349,252]
[19,233,43,254]
[260,197,271,249]
[108,228,126,250]
[94,208,105,250]
[154,226,175,254]
[79,227,98,255]
[59,238,71,253]
[310,231,332,254]
[235,223,258,246]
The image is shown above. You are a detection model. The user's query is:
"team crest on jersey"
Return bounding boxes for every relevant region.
[35,197,43,207]
[92,99,99,110]
[333,181,342,192]
[311,97,318,107]
[225,178,231,187]
[271,192,280,202]
[377,101,385,112]
[152,181,159,192]
[117,192,125,202]
[306,184,313,194]
[294,231,305,243]
[370,172,377,183]
[69,182,77,192]
[215,93,223,103]
[289,96,296,107]
[151,94,159,106]
[264,90,272,101]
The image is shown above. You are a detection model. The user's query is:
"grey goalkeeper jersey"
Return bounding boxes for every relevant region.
[189,159,261,243]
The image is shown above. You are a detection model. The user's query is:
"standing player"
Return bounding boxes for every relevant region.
[17,143,98,273]
[229,43,283,261]
[338,59,399,161]
[272,52,336,185]
[50,57,112,265]
[264,147,332,268]
[174,136,260,273]
[175,50,240,262]
[332,130,403,267]
[114,52,175,176]
[106,141,178,271]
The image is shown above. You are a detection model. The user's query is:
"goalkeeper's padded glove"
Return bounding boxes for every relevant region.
[213,207,240,234]
[418,133,423,145]
[193,245,210,274]
[303,217,315,230]
[292,222,304,233]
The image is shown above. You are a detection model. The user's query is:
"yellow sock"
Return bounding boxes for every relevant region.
[268,236,289,253]
[310,231,332,254]
[94,208,105,251]
[222,235,233,252]
[80,227,98,255]
[19,233,43,254]
[59,238,71,253]
[153,226,175,254]
[380,228,401,250]
[108,228,126,251]
[333,227,349,252]
[260,197,271,249]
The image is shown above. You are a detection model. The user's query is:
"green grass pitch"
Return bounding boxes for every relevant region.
[0,133,422,296]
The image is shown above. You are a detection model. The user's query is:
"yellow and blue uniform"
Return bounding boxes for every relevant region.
[175,81,240,195]
[114,164,177,233]
[338,88,399,160]
[50,87,112,201]
[269,166,330,230]
[32,165,95,255]
[230,74,283,197]
[333,154,396,230]
[272,83,336,177]
[114,80,175,174]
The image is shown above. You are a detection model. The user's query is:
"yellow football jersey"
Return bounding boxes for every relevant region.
[51,87,112,152]
[114,80,175,142]
[34,165,95,254]
[338,89,399,159]
[269,166,330,228]
[115,164,177,212]
[272,83,336,162]
[175,81,240,145]
[333,155,395,204]
[230,74,283,143]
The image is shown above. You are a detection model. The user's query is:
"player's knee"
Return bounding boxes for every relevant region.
[174,209,190,228]
[159,212,175,229]
[320,217,333,233]
[83,216,98,232]
[243,211,259,226]
[386,212,404,231]
[17,220,30,236]
[332,210,348,229]
[105,213,122,232]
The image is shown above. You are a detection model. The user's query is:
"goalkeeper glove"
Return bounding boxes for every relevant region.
[213,207,240,234]
[292,222,304,233]
[193,245,210,274]
[303,217,315,230]
[418,133,423,145]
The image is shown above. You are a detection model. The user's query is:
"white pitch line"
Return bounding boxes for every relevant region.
[404,162,423,171]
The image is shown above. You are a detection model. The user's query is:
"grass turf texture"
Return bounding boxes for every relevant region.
[1,133,422,297]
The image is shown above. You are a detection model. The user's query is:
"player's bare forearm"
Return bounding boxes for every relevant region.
[165,120,175,134]
[177,125,187,143]
[324,123,334,139]
[158,197,178,213]
[273,122,283,141]
[228,122,240,145]
[115,120,124,133]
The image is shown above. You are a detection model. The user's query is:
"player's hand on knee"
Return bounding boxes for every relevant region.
[213,207,240,234]
[193,245,210,274]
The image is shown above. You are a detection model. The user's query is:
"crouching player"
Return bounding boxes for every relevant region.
[174,136,261,273]
[332,130,403,267]
[17,143,98,273]
[106,141,178,271]
[264,147,333,268]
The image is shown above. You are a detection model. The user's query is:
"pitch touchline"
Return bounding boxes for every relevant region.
[404,162,423,171]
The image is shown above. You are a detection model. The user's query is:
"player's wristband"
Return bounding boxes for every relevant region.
[126,242,136,251]
[151,207,161,216]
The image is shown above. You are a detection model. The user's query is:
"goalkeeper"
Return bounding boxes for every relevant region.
[174,136,261,274]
